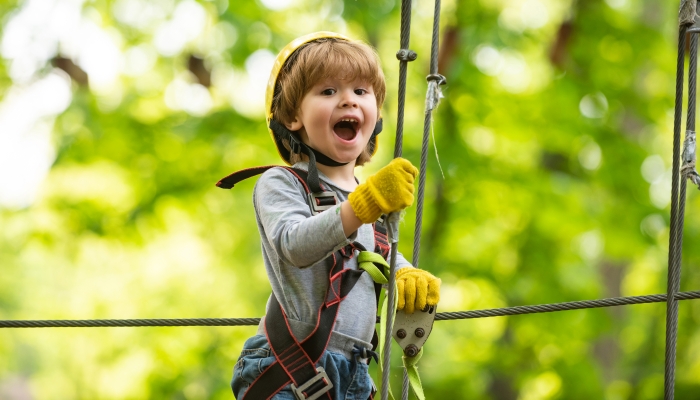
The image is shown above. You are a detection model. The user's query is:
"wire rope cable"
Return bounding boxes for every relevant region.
[402,366,410,400]
[382,1,416,398]
[3,291,700,328]
[412,0,444,268]
[665,8,694,396]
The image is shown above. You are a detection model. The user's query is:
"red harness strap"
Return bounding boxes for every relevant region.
[244,247,365,400]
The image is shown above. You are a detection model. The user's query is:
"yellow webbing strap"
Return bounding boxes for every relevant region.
[358,251,390,284]
[403,349,425,400]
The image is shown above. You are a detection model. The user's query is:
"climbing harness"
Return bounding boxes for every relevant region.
[218,166,391,400]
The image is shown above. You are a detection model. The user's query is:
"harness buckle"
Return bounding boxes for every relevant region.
[291,367,334,400]
[376,214,386,224]
[308,191,338,215]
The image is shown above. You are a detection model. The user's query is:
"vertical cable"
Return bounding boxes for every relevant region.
[394,0,414,158]
[383,1,414,399]
[413,0,443,267]
[402,366,410,400]
[665,21,691,400]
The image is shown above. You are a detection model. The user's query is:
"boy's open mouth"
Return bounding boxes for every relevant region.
[333,118,359,141]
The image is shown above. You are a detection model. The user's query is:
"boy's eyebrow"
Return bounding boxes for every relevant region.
[315,77,373,86]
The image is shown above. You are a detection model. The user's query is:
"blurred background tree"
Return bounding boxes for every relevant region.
[1,0,699,398]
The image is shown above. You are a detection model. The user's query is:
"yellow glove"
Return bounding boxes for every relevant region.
[348,158,418,223]
[396,267,441,314]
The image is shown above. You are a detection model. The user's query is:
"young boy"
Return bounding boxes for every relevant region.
[229,32,441,400]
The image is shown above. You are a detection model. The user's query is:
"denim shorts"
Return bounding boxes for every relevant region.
[231,335,373,400]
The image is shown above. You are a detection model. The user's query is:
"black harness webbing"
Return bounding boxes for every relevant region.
[216,165,310,191]
[217,166,388,400]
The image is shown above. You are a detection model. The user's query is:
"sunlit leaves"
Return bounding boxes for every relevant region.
[1,0,699,398]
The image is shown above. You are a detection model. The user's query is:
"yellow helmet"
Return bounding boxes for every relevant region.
[265,31,383,165]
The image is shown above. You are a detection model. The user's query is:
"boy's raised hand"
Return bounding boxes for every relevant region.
[348,158,418,223]
[396,267,441,314]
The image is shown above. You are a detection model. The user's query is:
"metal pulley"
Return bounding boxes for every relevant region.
[392,305,437,357]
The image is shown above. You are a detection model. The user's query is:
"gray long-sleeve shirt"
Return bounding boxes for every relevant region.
[253,162,411,358]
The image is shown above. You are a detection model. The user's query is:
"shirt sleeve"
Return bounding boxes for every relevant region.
[253,168,356,268]
[393,251,413,270]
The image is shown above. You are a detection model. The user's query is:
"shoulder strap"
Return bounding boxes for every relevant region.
[217,166,339,215]
[216,165,309,190]
[289,168,339,215]
[373,218,390,260]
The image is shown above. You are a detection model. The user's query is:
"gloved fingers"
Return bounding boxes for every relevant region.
[414,274,428,312]
[407,163,418,178]
[426,277,441,306]
[392,158,419,178]
[399,167,417,183]
[376,189,414,213]
[397,279,405,311]
[403,277,417,314]
[399,188,415,209]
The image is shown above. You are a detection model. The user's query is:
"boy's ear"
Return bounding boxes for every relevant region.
[285,117,303,132]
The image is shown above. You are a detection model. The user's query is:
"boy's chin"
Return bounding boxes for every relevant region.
[330,150,362,165]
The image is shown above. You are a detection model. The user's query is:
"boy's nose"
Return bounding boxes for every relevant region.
[340,99,359,108]
[340,92,359,108]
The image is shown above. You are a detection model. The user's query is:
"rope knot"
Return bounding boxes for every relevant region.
[426,73,447,85]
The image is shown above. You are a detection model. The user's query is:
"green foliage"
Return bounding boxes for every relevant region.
[1,0,699,398]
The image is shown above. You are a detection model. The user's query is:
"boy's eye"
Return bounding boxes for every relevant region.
[321,88,336,95]
[354,89,368,95]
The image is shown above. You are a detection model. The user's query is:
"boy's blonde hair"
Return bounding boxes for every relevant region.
[271,38,386,166]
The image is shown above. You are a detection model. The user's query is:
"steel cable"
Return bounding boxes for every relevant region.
[393,0,414,159]
[383,1,416,399]
[0,318,262,328]
[3,291,700,328]
[413,0,443,268]
[435,291,700,321]
[402,367,410,400]
[402,1,443,398]
[665,17,692,400]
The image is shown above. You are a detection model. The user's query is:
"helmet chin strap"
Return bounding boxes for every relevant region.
[269,119,383,194]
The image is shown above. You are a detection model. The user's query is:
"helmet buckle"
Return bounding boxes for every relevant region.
[289,134,302,155]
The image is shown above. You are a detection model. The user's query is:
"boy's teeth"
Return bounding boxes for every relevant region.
[339,118,359,129]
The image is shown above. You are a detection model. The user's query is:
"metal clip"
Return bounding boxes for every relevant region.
[426,73,447,85]
[291,367,333,400]
[308,191,339,215]
[425,74,446,113]
[681,130,700,189]
[396,49,418,62]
